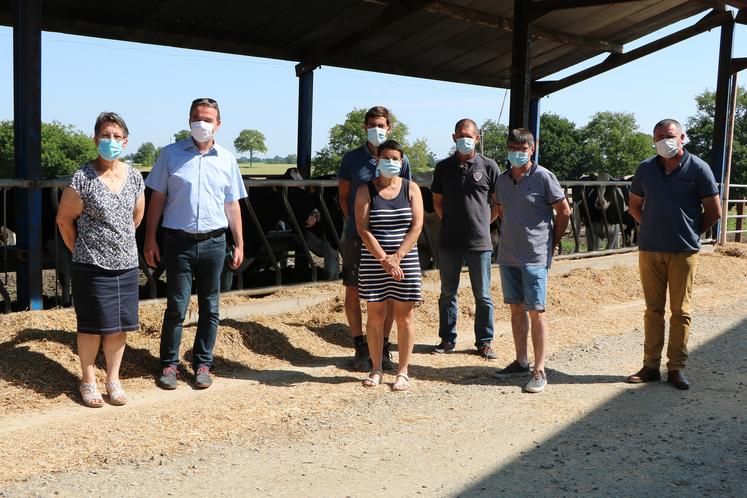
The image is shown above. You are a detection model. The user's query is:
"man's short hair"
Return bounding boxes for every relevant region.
[94,112,129,138]
[377,139,403,158]
[190,97,221,120]
[507,128,535,147]
[364,106,391,126]
[653,118,683,135]
[454,118,479,134]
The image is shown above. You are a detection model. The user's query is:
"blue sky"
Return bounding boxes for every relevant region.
[0,11,744,160]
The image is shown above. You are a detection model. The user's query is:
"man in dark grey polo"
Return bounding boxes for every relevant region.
[431,118,501,359]
[626,118,721,390]
[494,128,570,393]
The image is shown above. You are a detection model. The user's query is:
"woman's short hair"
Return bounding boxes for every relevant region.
[378,139,403,158]
[94,112,129,137]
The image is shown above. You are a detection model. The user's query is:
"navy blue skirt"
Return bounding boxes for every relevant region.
[71,263,140,334]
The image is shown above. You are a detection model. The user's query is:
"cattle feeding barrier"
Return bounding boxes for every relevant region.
[720,183,747,244]
[0,176,721,313]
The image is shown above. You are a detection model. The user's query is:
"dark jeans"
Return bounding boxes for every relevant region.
[438,249,494,346]
[160,232,225,369]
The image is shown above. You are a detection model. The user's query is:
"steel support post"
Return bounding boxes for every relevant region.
[13,0,43,310]
[529,98,540,163]
[509,0,533,130]
[296,64,315,178]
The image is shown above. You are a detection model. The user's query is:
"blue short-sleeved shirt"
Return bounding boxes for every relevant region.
[431,153,501,252]
[338,144,411,236]
[630,150,719,253]
[145,138,248,233]
[495,164,566,267]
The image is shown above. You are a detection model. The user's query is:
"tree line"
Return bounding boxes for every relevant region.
[0,87,743,184]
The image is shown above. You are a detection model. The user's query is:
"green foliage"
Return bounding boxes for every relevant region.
[133,142,157,167]
[0,120,97,178]
[579,111,651,177]
[234,129,268,166]
[312,108,409,176]
[538,113,584,180]
[173,129,190,142]
[479,119,508,163]
[406,138,437,172]
[686,86,747,186]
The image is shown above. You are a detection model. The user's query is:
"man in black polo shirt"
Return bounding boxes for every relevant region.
[626,118,721,390]
[431,118,500,358]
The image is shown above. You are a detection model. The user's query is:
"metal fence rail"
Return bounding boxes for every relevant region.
[720,183,747,243]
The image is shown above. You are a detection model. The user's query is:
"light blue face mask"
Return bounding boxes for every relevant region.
[367,127,387,146]
[455,137,475,155]
[98,138,124,161]
[507,150,530,167]
[377,158,402,178]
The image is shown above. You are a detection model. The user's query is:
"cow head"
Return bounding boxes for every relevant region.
[594,171,611,211]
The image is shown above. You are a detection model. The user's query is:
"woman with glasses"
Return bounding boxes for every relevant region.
[56,112,145,407]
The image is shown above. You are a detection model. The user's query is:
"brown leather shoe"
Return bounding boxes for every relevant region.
[626,366,661,384]
[667,370,690,390]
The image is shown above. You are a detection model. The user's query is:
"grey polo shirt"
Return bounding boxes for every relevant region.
[630,150,719,253]
[495,163,566,267]
[431,153,501,251]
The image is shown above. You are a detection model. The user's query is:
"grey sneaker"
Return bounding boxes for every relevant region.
[353,339,372,372]
[495,360,531,378]
[525,369,547,393]
[158,365,178,390]
[382,341,397,371]
[477,344,497,360]
[194,365,213,389]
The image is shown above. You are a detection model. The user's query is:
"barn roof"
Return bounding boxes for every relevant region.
[0,1,733,89]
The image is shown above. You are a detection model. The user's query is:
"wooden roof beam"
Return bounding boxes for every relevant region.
[423,1,623,54]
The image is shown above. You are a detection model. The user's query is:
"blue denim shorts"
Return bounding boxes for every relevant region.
[499,265,548,311]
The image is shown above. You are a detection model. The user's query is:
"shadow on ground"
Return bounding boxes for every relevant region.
[456,317,747,497]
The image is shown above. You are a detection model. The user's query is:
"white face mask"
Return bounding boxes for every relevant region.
[190,120,215,143]
[654,137,679,159]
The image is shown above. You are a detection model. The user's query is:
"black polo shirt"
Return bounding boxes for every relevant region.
[431,153,501,251]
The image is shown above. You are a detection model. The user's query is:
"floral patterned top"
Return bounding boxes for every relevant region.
[69,162,145,270]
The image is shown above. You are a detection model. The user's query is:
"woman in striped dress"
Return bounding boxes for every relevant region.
[354,140,423,391]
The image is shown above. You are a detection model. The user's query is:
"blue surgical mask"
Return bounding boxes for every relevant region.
[455,137,475,155]
[507,150,530,167]
[377,158,402,178]
[367,127,387,146]
[98,138,123,161]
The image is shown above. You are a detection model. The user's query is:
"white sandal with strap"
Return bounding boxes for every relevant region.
[362,370,383,388]
[79,383,104,408]
[105,381,128,406]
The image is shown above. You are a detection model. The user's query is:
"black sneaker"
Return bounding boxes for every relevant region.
[433,340,456,354]
[158,365,178,390]
[353,339,372,372]
[194,365,213,389]
[382,341,396,371]
[495,359,531,378]
[477,344,497,360]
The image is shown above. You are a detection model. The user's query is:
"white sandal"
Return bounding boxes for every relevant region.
[105,381,128,406]
[392,374,411,392]
[79,383,104,408]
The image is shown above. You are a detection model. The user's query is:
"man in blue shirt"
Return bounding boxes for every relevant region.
[337,106,411,371]
[626,118,721,390]
[144,98,247,390]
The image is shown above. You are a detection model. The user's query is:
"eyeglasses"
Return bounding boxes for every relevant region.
[99,134,125,141]
[507,145,532,152]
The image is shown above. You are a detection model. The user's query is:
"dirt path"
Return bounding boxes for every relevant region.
[1,249,746,496]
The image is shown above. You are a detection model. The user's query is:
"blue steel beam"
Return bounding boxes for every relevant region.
[296,63,315,178]
[13,0,43,310]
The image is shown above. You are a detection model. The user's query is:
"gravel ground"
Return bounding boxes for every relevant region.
[3,297,745,497]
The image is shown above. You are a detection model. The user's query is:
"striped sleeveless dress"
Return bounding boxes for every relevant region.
[359,179,422,302]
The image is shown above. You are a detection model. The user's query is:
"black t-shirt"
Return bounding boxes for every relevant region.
[431,153,501,251]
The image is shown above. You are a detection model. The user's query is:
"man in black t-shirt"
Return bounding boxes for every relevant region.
[431,118,501,359]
